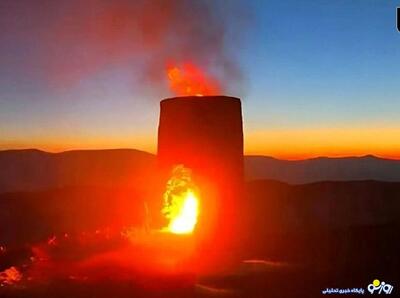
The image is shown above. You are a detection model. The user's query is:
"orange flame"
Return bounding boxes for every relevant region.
[166,63,220,96]
[0,266,22,286]
[162,165,199,234]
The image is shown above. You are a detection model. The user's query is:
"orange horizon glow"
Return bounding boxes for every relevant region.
[1,144,399,161]
[1,145,399,161]
[245,125,400,160]
[1,125,400,161]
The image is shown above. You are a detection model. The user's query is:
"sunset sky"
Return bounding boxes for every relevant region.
[1,0,399,160]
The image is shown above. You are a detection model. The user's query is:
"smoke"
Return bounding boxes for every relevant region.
[32,0,248,95]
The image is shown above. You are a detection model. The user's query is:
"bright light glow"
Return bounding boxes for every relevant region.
[162,165,200,234]
[168,190,199,234]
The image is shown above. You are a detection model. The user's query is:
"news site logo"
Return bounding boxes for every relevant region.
[322,279,394,295]
[367,279,394,295]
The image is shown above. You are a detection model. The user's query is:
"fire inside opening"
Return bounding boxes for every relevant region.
[162,165,200,235]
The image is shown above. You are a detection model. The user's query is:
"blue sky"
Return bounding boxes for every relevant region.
[242,0,400,127]
[0,0,399,158]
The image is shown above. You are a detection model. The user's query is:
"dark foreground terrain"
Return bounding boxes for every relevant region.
[0,179,399,297]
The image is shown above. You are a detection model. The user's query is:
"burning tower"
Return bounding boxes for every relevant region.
[158,96,244,258]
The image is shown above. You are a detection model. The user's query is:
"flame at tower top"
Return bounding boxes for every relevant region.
[166,63,221,96]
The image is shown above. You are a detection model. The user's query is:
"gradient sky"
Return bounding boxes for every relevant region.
[1,0,400,159]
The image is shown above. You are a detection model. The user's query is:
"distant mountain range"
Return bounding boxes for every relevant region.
[245,155,400,184]
[1,149,400,193]
[0,149,156,193]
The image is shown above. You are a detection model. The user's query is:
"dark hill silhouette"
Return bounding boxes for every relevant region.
[243,179,400,234]
[0,186,147,246]
[239,179,400,277]
[245,154,400,184]
[1,149,400,193]
[0,149,156,193]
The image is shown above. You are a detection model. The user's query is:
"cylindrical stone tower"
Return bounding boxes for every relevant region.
[158,96,244,263]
